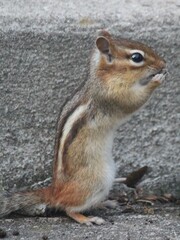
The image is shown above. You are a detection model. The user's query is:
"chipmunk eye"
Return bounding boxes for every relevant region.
[131,52,144,63]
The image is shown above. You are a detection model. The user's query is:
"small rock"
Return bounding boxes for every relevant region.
[0,229,7,238]
[42,235,48,240]
[12,230,19,236]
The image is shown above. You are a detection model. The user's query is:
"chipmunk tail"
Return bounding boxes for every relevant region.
[0,186,52,217]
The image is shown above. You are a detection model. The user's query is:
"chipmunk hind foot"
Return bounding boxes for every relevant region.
[97,199,118,209]
[66,211,105,226]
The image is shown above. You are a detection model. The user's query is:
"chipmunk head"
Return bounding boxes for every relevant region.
[91,30,167,113]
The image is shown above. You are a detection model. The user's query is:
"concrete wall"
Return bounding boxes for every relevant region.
[0,0,179,198]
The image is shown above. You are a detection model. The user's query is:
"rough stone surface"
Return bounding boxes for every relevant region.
[0,0,179,200]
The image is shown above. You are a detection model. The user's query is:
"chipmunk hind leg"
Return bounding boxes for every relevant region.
[52,181,106,225]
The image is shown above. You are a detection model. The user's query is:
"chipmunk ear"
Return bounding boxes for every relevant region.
[96,36,110,54]
[96,36,113,62]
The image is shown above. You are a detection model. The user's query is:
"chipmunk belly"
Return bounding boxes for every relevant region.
[97,131,116,196]
[69,129,116,212]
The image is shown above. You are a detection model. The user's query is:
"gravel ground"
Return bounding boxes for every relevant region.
[0,203,180,240]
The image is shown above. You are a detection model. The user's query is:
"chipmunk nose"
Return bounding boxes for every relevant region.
[157,68,167,75]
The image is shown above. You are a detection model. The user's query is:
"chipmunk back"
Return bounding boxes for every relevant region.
[0,30,167,225]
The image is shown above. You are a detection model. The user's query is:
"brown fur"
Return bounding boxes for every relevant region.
[51,181,90,208]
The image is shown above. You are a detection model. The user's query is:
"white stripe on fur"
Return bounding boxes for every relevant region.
[57,102,89,172]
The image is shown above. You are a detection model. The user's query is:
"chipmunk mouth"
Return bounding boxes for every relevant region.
[140,69,167,86]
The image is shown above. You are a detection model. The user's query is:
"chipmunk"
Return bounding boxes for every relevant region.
[0,30,167,225]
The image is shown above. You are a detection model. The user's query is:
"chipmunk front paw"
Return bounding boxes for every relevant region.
[151,73,166,84]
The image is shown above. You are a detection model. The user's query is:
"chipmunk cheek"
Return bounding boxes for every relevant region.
[124,70,145,86]
[136,67,154,85]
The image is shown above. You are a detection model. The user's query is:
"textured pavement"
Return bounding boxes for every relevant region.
[0,204,180,240]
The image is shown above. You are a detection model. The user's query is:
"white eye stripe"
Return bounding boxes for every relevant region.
[129,49,145,56]
[129,59,145,67]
